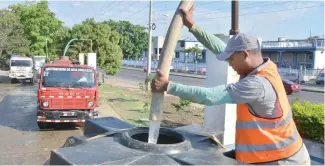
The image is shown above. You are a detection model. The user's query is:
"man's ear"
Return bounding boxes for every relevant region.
[243,50,250,58]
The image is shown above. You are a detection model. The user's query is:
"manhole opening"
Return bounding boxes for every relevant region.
[131,133,184,144]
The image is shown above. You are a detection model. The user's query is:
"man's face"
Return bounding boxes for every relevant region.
[227,51,250,75]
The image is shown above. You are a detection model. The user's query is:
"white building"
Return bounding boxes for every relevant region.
[141,36,324,70]
[174,39,206,63]
[262,37,325,69]
[141,36,165,61]
[141,36,207,63]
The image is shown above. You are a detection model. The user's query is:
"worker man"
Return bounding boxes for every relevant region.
[151,4,310,165]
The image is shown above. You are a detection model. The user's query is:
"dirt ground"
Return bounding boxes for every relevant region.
[101,78,204,128]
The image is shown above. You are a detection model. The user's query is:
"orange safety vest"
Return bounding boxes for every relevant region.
[235,60,303,164]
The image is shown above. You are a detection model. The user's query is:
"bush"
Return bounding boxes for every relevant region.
[172,98,192,111]
[292,99,324,143]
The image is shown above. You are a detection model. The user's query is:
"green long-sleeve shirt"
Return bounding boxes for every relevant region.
[189,24,226,56]
[166,23,233,105]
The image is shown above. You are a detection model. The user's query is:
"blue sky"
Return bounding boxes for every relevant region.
[1,0,324,41]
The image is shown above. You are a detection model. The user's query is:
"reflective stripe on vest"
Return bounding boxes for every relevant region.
[236,128,298,152]
[235,60,303,164]
[236,109,292,129]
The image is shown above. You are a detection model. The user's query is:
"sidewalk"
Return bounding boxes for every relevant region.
[122,66,324,93]
[303,138,324,165]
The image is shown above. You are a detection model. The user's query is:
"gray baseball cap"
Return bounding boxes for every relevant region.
[217,33,261,61]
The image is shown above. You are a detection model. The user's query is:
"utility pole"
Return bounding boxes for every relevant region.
[146,0,153,91]
[45,39,48,62]
[229,0,239,35]
[147,0,153,79]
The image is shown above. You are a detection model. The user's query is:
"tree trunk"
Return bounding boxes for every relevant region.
[149,0,194,121]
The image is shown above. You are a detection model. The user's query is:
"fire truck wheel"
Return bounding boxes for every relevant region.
[10,78,16,84]
[37,122,49,129]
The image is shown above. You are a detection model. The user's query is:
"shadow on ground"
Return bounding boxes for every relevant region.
[127,119,148,127]
[128,109,145,113]
[161,119,186,128]
[107,98,139,103]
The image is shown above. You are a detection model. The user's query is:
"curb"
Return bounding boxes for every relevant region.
[310,155,324,164]
[301,88,324,93]
[121,66,205,79]
[122,66,324,93]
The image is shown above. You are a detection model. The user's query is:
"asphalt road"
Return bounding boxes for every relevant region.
[0,75,82,164]
[110,68,324,104]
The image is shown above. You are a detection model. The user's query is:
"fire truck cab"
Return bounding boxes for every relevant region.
[37,56,99,129]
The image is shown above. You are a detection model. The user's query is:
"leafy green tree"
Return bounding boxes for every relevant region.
[189,46,202,61]
[47,26,72,61]
[9,1,64,56]
[0,9,30,59]
[104,20,148,59]
[70,18,123,75]
[182,46,202,62]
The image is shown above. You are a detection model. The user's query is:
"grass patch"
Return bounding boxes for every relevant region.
[99,84,151,127]
[99,84,204,128]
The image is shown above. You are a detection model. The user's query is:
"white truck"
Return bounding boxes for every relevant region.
[32,55,46,80]
[8,55,34,83]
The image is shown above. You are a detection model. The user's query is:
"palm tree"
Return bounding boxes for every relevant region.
[181,46,203,73]
[181,48,191,72]
[190,46,202,62]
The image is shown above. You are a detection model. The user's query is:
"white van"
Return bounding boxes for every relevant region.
[9,56,34,83]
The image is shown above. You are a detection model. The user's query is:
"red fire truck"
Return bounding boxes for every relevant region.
[37,56,99,129]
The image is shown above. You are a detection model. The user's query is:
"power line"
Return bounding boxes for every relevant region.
[151,1,266,14]
[204,4,324,20]
[195,1,296,16]
[91,1,118,19]
[155,4,323,24]
[127,0,170,17]
[74,1,106,24]
[125,1,169,23]
[136,1,294,25]
[128,1,225,24]
[96,0,126,19]
[153,1,224,13]
[128,3,149,17]
[102,0,132,18]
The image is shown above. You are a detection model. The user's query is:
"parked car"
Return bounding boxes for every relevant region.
[282,79,301,95]
[315,73,324,85]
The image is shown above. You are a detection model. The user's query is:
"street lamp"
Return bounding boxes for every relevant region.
[63,38,79,56]
[63,38,93,56]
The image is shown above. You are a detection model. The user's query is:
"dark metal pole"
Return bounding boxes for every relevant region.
[229,0,239,35]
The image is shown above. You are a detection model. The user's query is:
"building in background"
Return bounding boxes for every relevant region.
[140,36,324,70]
[141,36,207,63]
[262,37,324,69]
[174,39,206,63]
[141,36,165,61]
